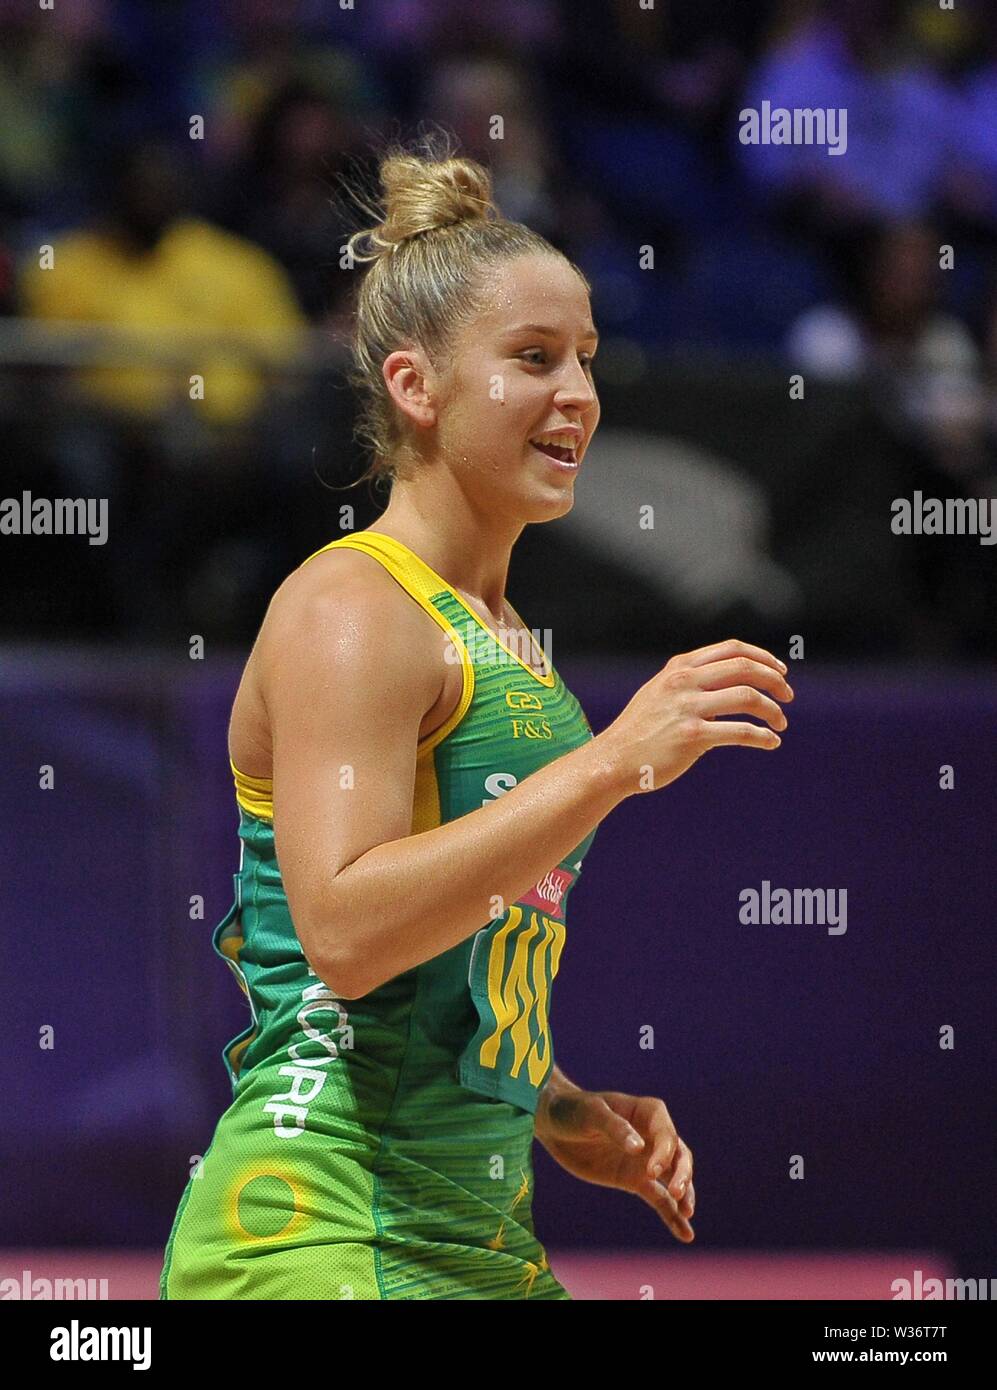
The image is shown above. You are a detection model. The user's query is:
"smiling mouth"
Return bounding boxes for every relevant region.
[529,432,579,464]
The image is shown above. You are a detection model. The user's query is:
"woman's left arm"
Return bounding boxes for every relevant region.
[534,1064,696,1243]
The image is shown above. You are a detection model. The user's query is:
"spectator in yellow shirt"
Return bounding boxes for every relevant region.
[19,139,308,428]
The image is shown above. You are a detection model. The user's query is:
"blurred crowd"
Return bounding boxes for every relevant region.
[1,0,995,653]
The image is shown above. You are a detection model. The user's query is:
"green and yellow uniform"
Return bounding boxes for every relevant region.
[159,532,598,1299]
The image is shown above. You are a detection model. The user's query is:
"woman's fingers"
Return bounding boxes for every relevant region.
[644,1176,695,1241]
[663,1137,694,1203]
[691,657,794,703]
[696,684,789,732]
[633,1096,681,1179]
[683,639,788,677]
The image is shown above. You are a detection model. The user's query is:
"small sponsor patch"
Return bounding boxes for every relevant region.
[520,865,575,921]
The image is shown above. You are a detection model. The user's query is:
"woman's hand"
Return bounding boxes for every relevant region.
[535,1085,695,1243]
[597,637,793,796]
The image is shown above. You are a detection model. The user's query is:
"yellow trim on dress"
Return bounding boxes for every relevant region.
[230,762,273,821]
[230,532,478,822]
[312,530,556,688]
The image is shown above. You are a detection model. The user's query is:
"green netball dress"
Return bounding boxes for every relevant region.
[159,531,598,1300]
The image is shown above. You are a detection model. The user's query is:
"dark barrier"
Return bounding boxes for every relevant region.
[3,355,995,661]
[1,650,993,1274]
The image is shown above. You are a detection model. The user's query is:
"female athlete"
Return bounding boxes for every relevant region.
[159,135,793,1300]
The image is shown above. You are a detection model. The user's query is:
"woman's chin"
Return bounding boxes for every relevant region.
[522,479,576,521]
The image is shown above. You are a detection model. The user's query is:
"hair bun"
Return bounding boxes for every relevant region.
[348,138,498,262]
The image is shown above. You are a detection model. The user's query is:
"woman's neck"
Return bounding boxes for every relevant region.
[367,481,523,616]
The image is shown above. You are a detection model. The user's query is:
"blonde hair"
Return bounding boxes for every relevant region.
[340,128,590,489]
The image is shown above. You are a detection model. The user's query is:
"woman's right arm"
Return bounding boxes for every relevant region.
[263,568,792,998]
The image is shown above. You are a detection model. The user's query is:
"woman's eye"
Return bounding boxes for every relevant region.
[520,350,595,369]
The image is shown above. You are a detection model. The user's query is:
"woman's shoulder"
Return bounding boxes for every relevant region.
[254,535,447,692]
[231,534,449,775]
[229,546,382,769]
[267,536,408,622]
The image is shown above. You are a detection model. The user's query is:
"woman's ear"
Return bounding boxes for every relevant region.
[383,348,438,431]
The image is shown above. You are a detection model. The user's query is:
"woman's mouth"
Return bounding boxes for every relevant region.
[529,431,580,469]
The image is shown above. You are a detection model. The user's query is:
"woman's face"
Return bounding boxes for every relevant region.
[423,251,600,520]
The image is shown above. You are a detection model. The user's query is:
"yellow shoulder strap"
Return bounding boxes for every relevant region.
[230,532,475,819]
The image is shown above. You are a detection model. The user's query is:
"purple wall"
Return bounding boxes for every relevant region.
[2,650,993,1270]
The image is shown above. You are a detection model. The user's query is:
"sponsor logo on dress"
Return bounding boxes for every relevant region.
[510,718,553,740]
[521,866,575,921]
[506,690,544,712]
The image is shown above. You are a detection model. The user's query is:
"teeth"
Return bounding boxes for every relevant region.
[532,432,577,451]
